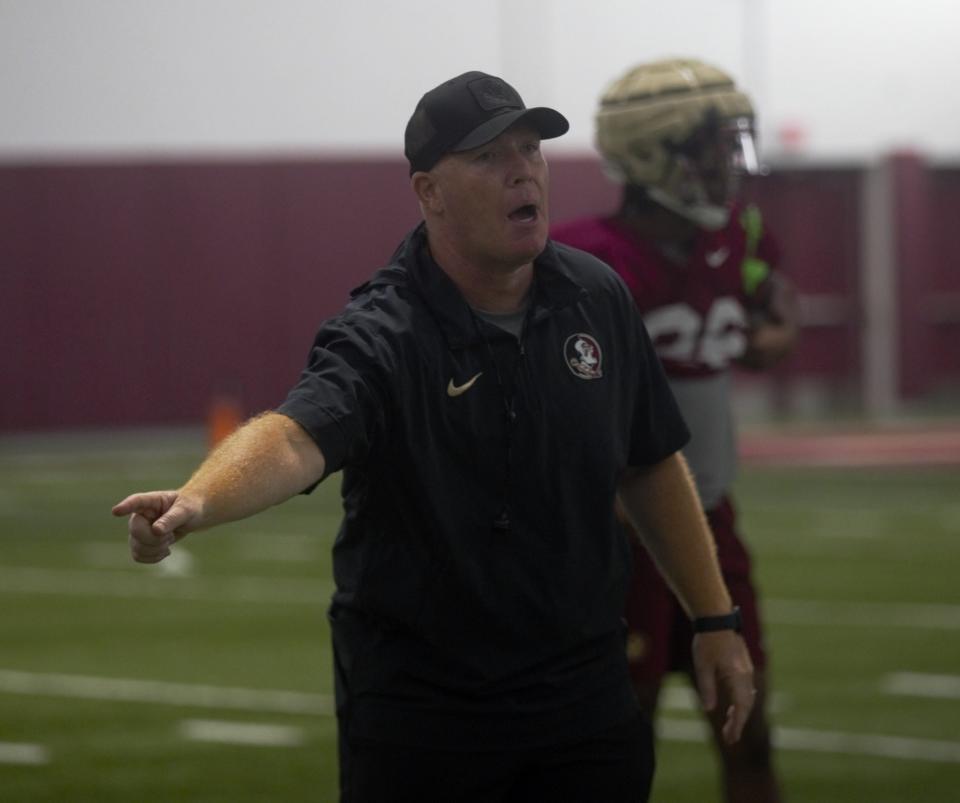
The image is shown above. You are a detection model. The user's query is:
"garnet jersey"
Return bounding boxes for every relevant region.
[551,205,781,507]
[551,206,780,377]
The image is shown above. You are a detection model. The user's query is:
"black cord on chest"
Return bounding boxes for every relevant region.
[470,305,533,533]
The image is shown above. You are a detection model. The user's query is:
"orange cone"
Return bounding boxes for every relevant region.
[208,396,243,450]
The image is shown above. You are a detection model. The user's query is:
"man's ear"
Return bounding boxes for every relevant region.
[411,171,443,215]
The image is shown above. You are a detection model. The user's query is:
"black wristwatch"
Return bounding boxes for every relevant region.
[692,606,742,634]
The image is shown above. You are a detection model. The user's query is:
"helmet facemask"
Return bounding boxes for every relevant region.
[647,110,761,230]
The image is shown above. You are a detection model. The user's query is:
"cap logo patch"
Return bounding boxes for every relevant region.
[469,77,522,111]
[564,333,603,379]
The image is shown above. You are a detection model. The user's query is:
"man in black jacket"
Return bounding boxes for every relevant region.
[113,70,754,803]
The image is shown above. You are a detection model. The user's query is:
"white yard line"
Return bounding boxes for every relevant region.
[659,685,789,714]
[180,719,305,747]
[0,566,330,605]
[82,543,195,576]
[237,536,319,563]
[773,728,960,763]
[2,667,957,764]
[883,672,960,700]
[84,538,319,568]
[5,566,960,632]
[660,718,960,763]
[764,598,960,630]
[0,669,333,716]
[660,686,700,712]
[7,567,959,631]
[0,741,49,765]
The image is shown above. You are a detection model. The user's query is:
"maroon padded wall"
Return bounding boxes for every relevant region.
[1,159,420,431]
[743,168,863,386]
[922,164,960,396]
[0,154,932,432]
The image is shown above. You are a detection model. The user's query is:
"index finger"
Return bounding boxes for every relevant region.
[111,491,174,518]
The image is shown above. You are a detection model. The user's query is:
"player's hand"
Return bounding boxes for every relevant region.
[740,273,799,370]
[692,631,756,744]
[739,319,794,370]
[111,491,202,564]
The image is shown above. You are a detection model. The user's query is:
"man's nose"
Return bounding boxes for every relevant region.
[507,151,534,183]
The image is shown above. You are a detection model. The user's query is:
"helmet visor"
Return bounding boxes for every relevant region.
[725,117,762,177]
[676,114,762,209]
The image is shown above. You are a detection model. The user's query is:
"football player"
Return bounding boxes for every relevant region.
[552,58,798,803]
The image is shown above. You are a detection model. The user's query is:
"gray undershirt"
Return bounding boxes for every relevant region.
[472,305,528,338]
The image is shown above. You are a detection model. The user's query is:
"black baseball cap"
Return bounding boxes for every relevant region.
[404,71,569,174]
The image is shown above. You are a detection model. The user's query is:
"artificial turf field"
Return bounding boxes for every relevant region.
[1,428,958,802]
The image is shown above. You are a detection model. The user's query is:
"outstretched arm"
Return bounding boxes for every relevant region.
[617,452,755,744]
[111,412,325,563]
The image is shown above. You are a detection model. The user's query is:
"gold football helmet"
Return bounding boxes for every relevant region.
[595,58,761,229]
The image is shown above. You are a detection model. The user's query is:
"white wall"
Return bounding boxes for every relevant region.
[2,0,958,161]
[763,0,960,160]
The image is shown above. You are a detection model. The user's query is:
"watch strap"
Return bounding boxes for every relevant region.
[692,606,743,634]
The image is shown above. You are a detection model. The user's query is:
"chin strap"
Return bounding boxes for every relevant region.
[647,187,730,231]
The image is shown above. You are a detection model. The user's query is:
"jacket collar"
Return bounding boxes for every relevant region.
[363,222,585,349]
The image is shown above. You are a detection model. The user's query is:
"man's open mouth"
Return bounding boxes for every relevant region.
[508,204,538,223]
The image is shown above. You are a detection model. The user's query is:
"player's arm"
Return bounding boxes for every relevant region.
[617,451,755,743]
[740,271,800,370]
[111,412,325,564]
